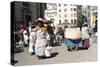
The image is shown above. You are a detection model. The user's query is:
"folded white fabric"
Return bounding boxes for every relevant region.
[65,28,82,39]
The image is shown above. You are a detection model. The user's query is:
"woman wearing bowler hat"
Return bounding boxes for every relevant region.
[32,18,50,59]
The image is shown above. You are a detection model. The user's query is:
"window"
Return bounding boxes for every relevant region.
[88,13,90,17]
[23,2,30,7]
[65,26,68,28]
[59,9,61,12]
[71,14,73,17]
[71,19,73,24]
[64,4,67,6]
[64,14,67,17]
[53,5,57,10]
[74,19,77,24]
[59,4,61,7]
[65,19,68,22]
[74,14,77,17]
[59,20,61,24]
[64,9,67,12]
[71,14,77,17]
[71,8,73,11]
[74,8,77,11]
[59,14,61,17]
[71,8,76,11]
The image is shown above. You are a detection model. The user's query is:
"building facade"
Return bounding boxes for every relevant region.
[45,3,77,28]
[81,5,97,27]
[44,3,57,26]
[12,1,46,28]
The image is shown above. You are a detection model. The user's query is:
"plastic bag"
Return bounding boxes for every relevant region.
[45,46,52,57]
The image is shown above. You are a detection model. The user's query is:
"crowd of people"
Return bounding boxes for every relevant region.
[14,18,64,59]
[14,17,97,59]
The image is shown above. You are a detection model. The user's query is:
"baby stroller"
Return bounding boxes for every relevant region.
[64,28,82,51]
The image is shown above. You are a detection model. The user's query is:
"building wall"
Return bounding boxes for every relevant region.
[45,3,58,26]
[82,6,97,27]
[13,1,46,28]
[45,3,77,27]
[45,3,98,29]
[14,2,23,23]
[30,3,38,22]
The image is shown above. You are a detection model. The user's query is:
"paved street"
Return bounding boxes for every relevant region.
[15,37,97,66]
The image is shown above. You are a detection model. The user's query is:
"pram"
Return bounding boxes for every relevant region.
[64,38,82,51]
[64,28,83,51]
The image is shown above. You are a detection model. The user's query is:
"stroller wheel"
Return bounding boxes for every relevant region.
[68,45,78,51]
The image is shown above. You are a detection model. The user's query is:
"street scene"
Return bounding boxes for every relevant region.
[11,1,98,66]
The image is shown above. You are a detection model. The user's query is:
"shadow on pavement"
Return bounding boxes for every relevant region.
[78,47,89,50]
[51,43,62,47]
[51,52,59,57]
[78,45,90,50]
[66,46,90,51]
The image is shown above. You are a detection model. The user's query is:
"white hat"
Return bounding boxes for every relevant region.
[37,18,44,22]
[23,30,27,34]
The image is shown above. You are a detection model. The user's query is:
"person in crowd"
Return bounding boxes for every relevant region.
[32,18,50,59]
[45,23,55,46]
[29,25,36,55]
[81,24,90,48]
[19,24,24,33]
[28,21,32,34]
[16,24,24,47]
[56,27,64,44]
[18,24,24,41]
[93,20,97,42]
[93,20,97,35]
[52,27,57,45]
[88,26,91,36]
[82,24,89,40]
[23,28,28,47]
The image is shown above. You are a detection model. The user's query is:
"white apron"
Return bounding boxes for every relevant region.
[82,27,89,39]
[29,31,36,53]
[35,29,49,56]
[23,30,28,44]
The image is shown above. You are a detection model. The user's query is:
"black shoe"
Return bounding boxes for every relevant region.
[11,60,18,65]
[24,44,28,47]
[31,52,35,56]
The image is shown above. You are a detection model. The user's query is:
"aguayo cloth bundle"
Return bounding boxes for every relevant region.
[65,28,82,39]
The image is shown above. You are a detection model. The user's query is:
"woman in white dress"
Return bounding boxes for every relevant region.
[23,29,28,46]
[28,25,36,55]
[82,24,89,40]
[33,19,50,59]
